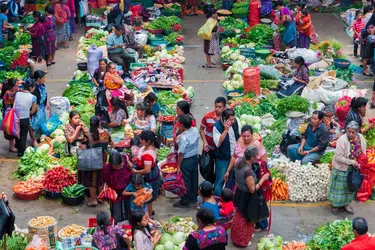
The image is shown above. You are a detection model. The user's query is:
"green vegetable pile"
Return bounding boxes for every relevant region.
[262,118,286,156]
[270,168,285,181]
[158,146,171,161]
[60,155,78,171]
[13,149,52,180]
[219,16,248,31]
[164,32,182,45]
[157,91,182,106]
[62,82,94,107]
[160,105,176,116]
[14,32,31,47]
[147,16,182,31]
[0,233,28,249]
[21,15,35,24]
[0,46,16,68]
[261,79,279,89]
[232,2,249,15]
[327,65,353,83]
[62,184,86,198]
[364,127,375,147]
[320,151,335,164]
[276,95,310,116]
[307,219,354,250]
[164,4,182,13]
[247,24,274,46]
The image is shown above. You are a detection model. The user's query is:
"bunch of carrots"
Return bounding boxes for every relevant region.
[282,241,306,250]
[229,98,260,109]
[271,177,288,201]
[12,179,44,194]
[133,188,153,207]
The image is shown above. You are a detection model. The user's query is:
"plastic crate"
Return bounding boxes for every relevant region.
[148,34,164,43]
[150,40,170,47]
[130,63,147,71]
[88,218,115,227]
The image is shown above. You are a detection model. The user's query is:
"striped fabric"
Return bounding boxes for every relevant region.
[328,167,355,207]
[352,19,365,39]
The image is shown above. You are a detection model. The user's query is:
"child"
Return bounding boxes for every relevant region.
[198,181,221,220]
[351,11,364,57]
[219,188,234,217]
[61,0,71,49]
[144,92,161,119]
[323,105,341,139]
[132,211,161,250]
[44,6,56,66]
[124,174,152,214]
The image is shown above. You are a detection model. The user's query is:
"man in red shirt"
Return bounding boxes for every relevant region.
[341,217,375,250]
[199,97,226,184]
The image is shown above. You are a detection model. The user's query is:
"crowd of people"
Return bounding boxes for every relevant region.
[0,0,77,65]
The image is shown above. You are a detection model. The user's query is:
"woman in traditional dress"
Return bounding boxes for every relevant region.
[184,208,228,250]
[1,79,18,153]
[108,97,129,129]
[104,62,134,105]
[230,146,270,247]
[275,1,297,48]
[53,0,69,49]
[202,9,220,68]
[345,97,374,133]
[26,11,46,59]
[30,70,48,147]
[44,6,56,66]
[102,151,133,223]
[328,121,366,215]
[132,130,161,216]
[295,4,312,48]
[66,0,76,41]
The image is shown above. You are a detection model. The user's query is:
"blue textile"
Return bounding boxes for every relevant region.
[201,201,221,220]
[214,120,240,160]
[151,102,160,118]
[282,21,297,46]
[287,143,322,164]
[277,82,305,98]
[125,182,152,212]
[0,14,8,43]
[214,159,233,196]
[222,0,234,10]
[30,85,47,131]
[256,218,268,230]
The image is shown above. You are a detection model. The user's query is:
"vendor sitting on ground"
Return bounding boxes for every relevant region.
[277,56,309,98]
[287,111,330,164]
[108,97,129,128]
[345,97,374,134]
[123,23,144,59]
[106,24,135,72]
[323,105,341,140]
[7,0,23,23]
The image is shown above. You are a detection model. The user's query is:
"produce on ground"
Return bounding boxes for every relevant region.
[59,224,86,237]
[62,184,86,198]
[157,232,186,250]
[238,114,263,132]
[286,162,331,202]
[276,95,310,116]
[219,16,248,31]
[271,177,288,201]
[42,166,76,193]
[29,216,56,228]
[247,24,274,47]
[158,147,171,161]
[164,32,184,45]
[13,148,53,180]
[307,219,354,250]
[320,151,335,164]
[0,234,28,249]
[12,179,44,194]
[62,82,94,107]
[257,235,283,250]
[146,16,182,31]
[282,241,306,250]
[364,126,375,147]
[162,216,197,235]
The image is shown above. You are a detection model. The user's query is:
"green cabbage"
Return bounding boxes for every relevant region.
[155,245,164,250]
[173,232,185,245]
[164,241,175,250]
[160,233,173,245]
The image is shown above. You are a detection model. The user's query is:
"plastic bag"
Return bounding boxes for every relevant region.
[50,96,71,117]
[1,108,20,138]
[26,235,48,250]
[348,167,364,192]
[40,114,62,136]
[198,152,211,180]
[135,31,148,45]
[198,19,217,40]
[98,183,118,202]
[258,64,283,80]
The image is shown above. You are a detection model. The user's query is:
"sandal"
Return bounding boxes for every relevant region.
[344,205,354,215]
[331,207,339,215]
[363,72,373,76]
[8,149,17,153]
[87,200,98,207]
[97,199,104,204]
[51,62,56,65]
[47,64,52,67]
[202,64,216,68]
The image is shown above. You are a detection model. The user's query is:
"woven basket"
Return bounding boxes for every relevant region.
[58,228,82,249]
[28,217,57,249]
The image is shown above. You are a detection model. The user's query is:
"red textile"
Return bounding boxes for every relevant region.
[351,19,365,39]
[230,212,254,247]
[341,235,375,250]
[200,111,219,149]
[136,153,156,169]
[219,201,234,217]
[29,21,46,39]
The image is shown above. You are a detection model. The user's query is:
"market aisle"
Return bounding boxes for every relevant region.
[2,13,375,250]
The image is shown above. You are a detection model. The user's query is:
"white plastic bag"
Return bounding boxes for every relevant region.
[50,96,71,117]
[286,47,320,64]
[135,31,148,45]
[26,235,48,250]
[321,76,348,91]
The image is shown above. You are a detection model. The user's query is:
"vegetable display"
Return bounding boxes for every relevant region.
[164,32,184,45]
[59,224,86,237]
[29,216,56,228]
[62,184,86,198]
[364,127,375,147]
[271,177,288,201]
[43,166,76,193]
[219,16,249,31]
[0,234,28,250]
[158,147,171,161]
[232,2,249,15]
[307,219,354,250]
[258,235,283,250]
[162,216,197,235]
[282,242,306,250]
[12,179,44,194]
[62,82,94,107]
[247,24,274,46]
[320,151,335,164]
[286,162,331,202]
[276,95,310,116]
[14,148,52,180]
[147,16,182,31]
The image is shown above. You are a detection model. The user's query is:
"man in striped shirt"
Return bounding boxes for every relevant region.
[199,97,226,184]
[351,11,364,57]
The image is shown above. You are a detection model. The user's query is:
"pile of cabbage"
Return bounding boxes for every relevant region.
[155,232,186,250]
[239,114,262,131]
[257,235,283,250]
[221,46,249,63]
[222,73,243,91]
[145,45,185,64]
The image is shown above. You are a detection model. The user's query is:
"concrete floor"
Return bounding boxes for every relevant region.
[2,13,375,249]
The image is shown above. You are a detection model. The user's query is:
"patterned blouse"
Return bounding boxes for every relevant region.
[184,226,228,250]
[127,113,156,131]
[2,91,16,113]
[110,108,127,127]
[294,65,309,84]
[92,225,125,250]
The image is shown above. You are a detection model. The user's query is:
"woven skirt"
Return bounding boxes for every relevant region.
[328,167,355,207]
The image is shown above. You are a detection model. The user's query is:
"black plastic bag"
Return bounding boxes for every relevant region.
[280,132,300,156]
[347,167,364,192]
[199,152,211,180]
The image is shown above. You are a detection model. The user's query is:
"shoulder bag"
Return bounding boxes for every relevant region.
[77,147,103,171]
